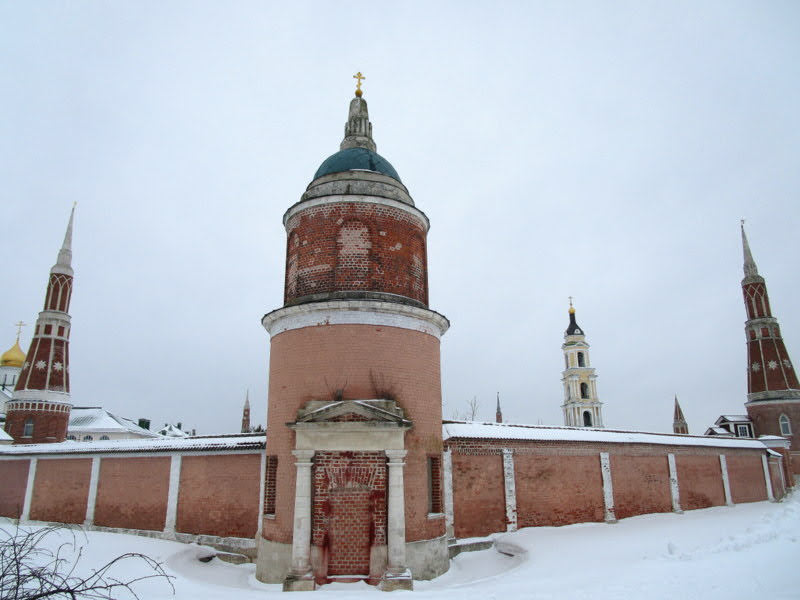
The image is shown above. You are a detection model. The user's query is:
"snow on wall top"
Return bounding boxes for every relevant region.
[442,421,769,450]
[0,433,266,456]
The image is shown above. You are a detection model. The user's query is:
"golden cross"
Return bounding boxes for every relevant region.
[14,321,26,339]
[353,71,366,96]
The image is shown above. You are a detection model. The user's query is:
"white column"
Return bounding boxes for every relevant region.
[164,455,182,533]
[257,450,266,536]
[667,454,682,514]
[84,456,101,526]
[719,454,733,506]
[442,449,455,539]
[289,449,315,576]
[502,449,518,532]
[20,457,37,522]
[761,454,775,502]
[385,449,408,574]
[599,452,617,523]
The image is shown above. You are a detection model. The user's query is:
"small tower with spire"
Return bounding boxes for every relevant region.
[241,390,251,433]
[4,206,76,444]
[739,223,800,454]
[561,300,604,428]
[673,395,688,434]
[495,392,503,423]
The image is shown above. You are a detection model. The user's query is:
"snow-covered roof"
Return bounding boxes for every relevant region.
[718,415,750,423]
[704,426,734,436]
[158,423,189,437]
[0,428,12,443]
[69,407,160,437]
[443,422,769,450]
[0,433,265,456]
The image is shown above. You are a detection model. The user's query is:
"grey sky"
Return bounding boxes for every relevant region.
[2,2,799,435]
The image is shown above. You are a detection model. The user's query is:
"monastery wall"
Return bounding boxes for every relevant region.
[444,428,786,539]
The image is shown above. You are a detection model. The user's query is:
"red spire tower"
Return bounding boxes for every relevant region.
[4,206,76,444]
[740,223,800,456]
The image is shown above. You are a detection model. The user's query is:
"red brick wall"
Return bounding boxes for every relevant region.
[284,202,428,306]
[94,457,170,531]
[263,324,444,545]
[176,454,261,538]
[0,460,30,518]
[747,401,800,453]
[515,454,605,527]
[610,456,672,519]
[726,454,767,504]
[5,408,70,444]
[676,455,725,510]
[450,453,506,538]
[30,458,91,524]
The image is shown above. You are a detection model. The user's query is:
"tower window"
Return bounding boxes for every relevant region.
[100,435,110,440]
[427,455,443,514]
[580,382,590,399]
[577,352,585,367]
[83,435,93,442]
[23,418,34,437]
[779,415,792,436]
[583,411,592,427]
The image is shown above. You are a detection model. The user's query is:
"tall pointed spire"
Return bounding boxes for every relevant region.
[741,220,759,281]
[241,389,251,433]
[53,203,76,276]
[673,395,688,434]
[495,392,503,424]
[340,73,376,152]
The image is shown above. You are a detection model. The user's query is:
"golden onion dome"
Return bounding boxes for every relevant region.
[1,339,26,368]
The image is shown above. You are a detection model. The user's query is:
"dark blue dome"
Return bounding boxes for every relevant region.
[314,147,401,182]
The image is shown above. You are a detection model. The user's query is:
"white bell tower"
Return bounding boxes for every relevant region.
[561,300,604,428]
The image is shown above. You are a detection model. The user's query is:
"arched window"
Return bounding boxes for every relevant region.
[779,414,792,436]
[583,411,593,427]
[83,435,93,442]
[23,418,34,437]
[577,352,585,367]
[100,435,110,441]
[580,382,590,399]
[66,435,76,441]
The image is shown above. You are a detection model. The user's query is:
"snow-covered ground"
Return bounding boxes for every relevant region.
[3,493,799,599]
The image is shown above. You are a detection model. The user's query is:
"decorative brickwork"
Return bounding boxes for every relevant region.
[264,455,278,515]
[427,455,442,514]
[284,202,428,307]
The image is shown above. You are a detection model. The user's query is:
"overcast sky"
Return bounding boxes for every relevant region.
[2,2,799,436]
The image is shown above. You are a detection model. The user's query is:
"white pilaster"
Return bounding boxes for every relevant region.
[289,449,315,576]
[502,449,517,532]
[667,453,682,514]
[599,452,616,523]
[164,454,182,533]
[442,449,455,539]
[385,449,409,574]
[20,457,37,522]
[719,454,733,506]
[84,456,101,525]
[761,454,775,502]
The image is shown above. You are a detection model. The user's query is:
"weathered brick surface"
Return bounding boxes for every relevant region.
[30,458,91,524]
[747,401,800,453]
[727,454,767,504]
[177,454,261,538]
[94,457,170,531]
[4,408,70,444]
[676,454,725,510]
[609,456,671,519]
[768,458,785,499]
[0,460,30,518]
[262,324,444,545]
[284,203,428,306]
[451,453,505,538]
[515,455,604,527]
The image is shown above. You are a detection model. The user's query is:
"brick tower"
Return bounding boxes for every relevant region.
[4,206,75,444]
[561,300,604,428]
[740,223,800,467]
[255,80,449,590]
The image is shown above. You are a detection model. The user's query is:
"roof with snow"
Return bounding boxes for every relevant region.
[0,433,265,456]
[718,415,751,423]
[0,428,12,443]
[69,407,160,437]
[443,421,769,450]
[158,423,189,437]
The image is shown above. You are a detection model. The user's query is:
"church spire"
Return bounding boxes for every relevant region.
[741,220,759,281]
[53,203,76,276]
[673,395,688,434]
[340,72,376,152]
[241,389,251,433]
[495,392,503,423]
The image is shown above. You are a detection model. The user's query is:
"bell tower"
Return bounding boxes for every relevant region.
[561,300,604,428]
[255,79,449,590]
[4,206,75,444]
